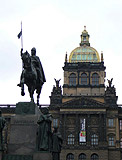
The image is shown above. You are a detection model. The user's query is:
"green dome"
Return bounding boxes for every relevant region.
[69,46,100,63]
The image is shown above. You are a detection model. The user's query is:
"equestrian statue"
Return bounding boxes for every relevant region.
[17,47,46,105]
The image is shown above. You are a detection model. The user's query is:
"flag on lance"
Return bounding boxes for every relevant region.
[17,30,22,39]
[17,21,23,49]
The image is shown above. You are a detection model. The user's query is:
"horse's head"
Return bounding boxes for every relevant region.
[22,51,31,69]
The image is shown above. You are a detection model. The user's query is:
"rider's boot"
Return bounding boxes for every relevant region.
[17,83,22,87]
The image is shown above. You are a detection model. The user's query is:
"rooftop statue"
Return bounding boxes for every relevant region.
[54,78,61,88]
[17,48,46,105]
[52,79,62,95]
[107,78,113,88]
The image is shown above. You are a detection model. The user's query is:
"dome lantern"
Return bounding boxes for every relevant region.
[80,26,90,47]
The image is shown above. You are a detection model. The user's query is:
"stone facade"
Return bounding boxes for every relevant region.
[49,28,122,160]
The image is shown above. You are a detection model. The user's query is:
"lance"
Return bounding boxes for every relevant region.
[17,21,24,71]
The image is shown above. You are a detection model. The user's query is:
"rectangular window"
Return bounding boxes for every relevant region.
[71,54,76,62]
[91,134,98,146]
[83,37,86,41]
[88,54,92,61]
[108,119,114,127]
[53,119,58,128]
[120,120,122,130]
[120,138,122,148]
[109,137,114,146]
[77,54,81,61]
[68,134,75,145]
[93,53,97,61]
[82,54,87,61]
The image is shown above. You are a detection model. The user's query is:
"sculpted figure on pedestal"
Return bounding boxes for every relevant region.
[17,48,46,105]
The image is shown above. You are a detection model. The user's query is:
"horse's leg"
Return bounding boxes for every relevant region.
[21,84,25,96]
[30,85,36,103]
[28,86,34,102]
[37,93,40,106]
[37,86,42,106]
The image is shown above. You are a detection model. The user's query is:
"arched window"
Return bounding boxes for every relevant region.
[91,154,99,160]
[69,73,76,86]
[79,153,86,160]
[81,73,87,85]
[66,153,74,160]
[92,73,99,85]
[68,134,75,145]
[91,134,98,146]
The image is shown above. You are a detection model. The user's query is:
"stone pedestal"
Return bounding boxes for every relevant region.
[0,152,2,160]
[15,102,40,115]
[33,152,52,160]
[8,102,40,155]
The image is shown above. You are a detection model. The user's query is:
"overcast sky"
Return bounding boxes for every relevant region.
[0,0,122,105]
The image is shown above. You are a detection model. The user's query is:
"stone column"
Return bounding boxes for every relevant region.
[59,114,63,135]
[116,115,120,148]
[87,114,91,146]
[75,114,79,145]
[78,71,80,85]
[99,114,103,142]
[103,114,107,141]
[63,114,66,145]
[88,71,91,85]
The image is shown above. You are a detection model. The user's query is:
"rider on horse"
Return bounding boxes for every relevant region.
[31,47,46,85]
[18,47,46,90]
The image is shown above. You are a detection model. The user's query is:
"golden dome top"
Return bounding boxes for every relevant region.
[69,26,100,63]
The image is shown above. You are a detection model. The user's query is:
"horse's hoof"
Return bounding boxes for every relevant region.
[31,99,34,103]
[21,91,25,96]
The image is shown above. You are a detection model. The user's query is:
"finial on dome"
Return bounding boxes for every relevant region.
[65,52,68,63]
[84,26,86,30]
[101,51,104,62]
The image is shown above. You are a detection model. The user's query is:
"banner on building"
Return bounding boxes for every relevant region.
[79,119,86,142]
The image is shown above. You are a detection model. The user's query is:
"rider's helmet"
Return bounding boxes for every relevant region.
[31,47,36,56]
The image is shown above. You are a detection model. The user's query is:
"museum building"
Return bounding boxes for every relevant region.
[49,27,122,160]
[1,27,122,160]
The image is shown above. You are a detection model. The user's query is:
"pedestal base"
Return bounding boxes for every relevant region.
[33,152,52,160]
[0,152,2,160]
[8,102,40,155]
[15,102,40,115]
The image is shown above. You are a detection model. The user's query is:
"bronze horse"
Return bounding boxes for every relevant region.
[20,51,43,105]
